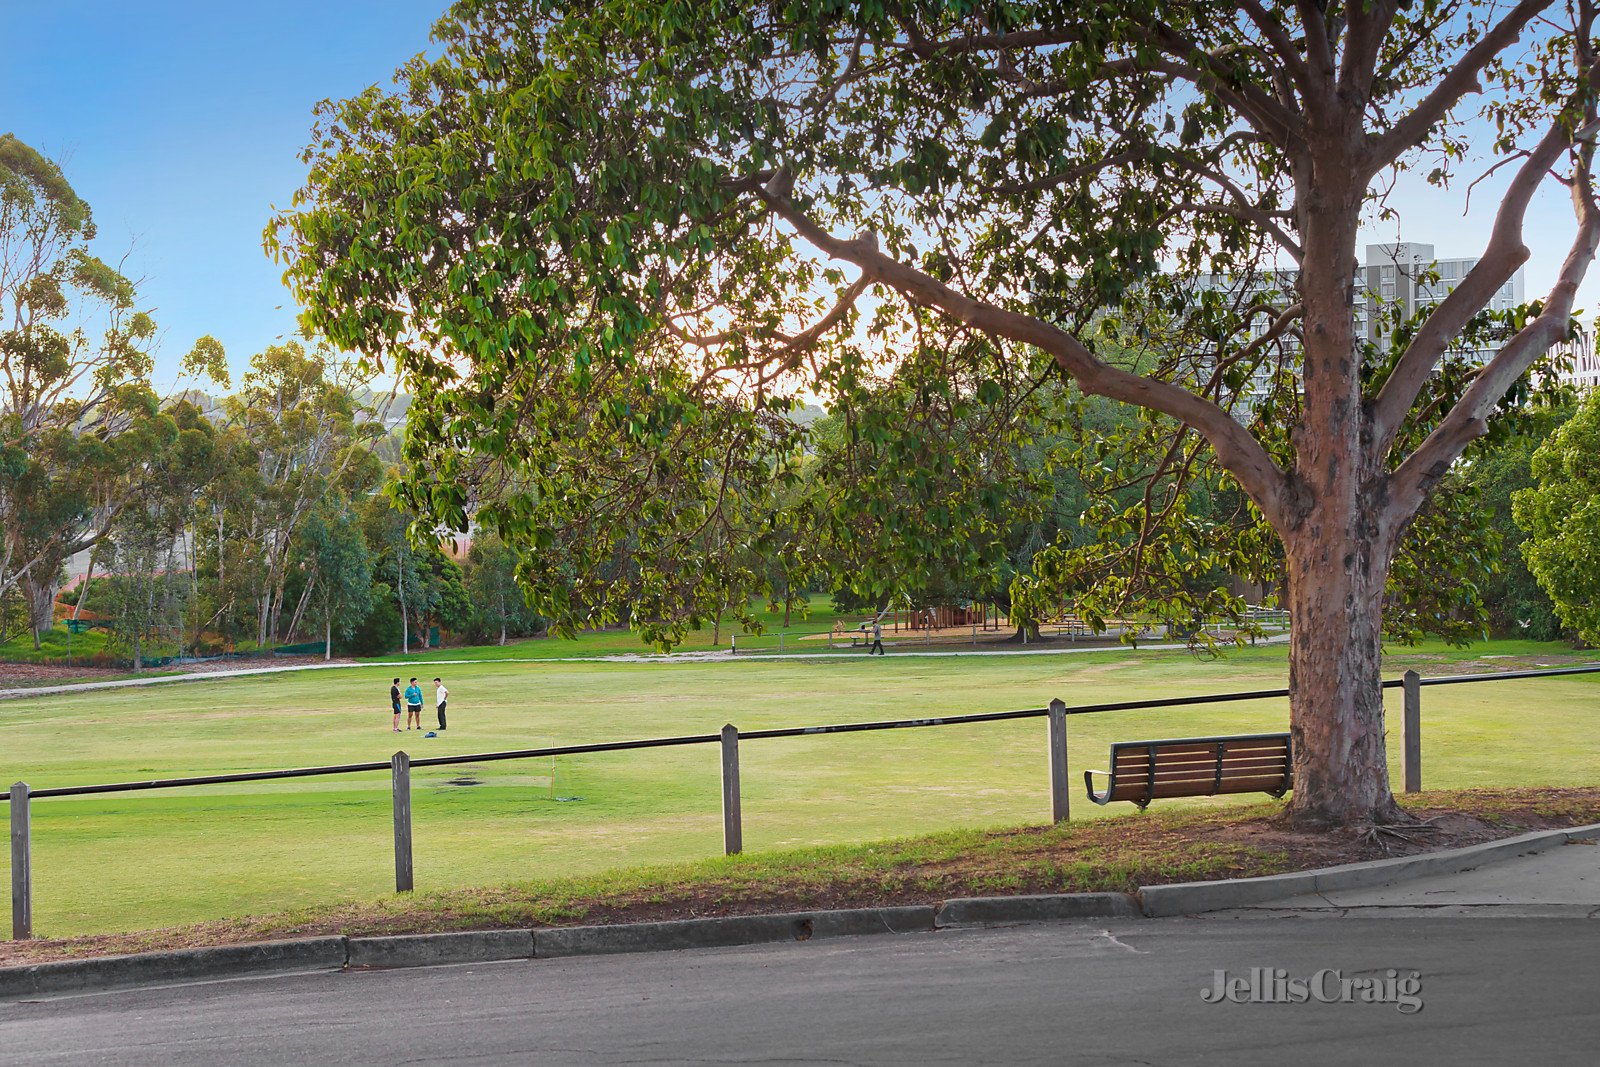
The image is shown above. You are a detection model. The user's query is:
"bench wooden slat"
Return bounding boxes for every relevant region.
[1119,738,1286,753]
[1113,749,1286,770]
[1113,752,1289,771]
[1120,755,1292,771]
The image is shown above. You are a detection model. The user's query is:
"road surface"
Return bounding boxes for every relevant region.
[2,914,1595,1065]
[4,840,1595,1064]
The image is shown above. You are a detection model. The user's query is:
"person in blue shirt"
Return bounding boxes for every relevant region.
[404,678,424,731]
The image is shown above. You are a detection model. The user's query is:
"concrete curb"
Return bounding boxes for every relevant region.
[0,937,348,1000]
[935,893,1139,927]
[535,914,811,958]
[1137,822,1600,917]
[347,929,535,969]
[534,905,937,959]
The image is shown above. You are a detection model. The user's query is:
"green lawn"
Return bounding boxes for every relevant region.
[1,637,1596,937]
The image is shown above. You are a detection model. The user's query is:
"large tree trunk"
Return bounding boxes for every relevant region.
[1281,161,1406,828]
[1282,524,1404,827]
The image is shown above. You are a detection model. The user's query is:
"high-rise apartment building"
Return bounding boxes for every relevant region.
[1187,242,1600,404]
[1359,242,1524,358]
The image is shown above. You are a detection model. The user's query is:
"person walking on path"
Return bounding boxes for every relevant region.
[869,619,885,656]
[389,678,403,732]
[433,677,449,732]
[404,678,424,730]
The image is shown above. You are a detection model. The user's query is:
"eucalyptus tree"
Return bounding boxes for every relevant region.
[464,534,545,644]
[216,341,382,647]
[274,2,1599,826]
[300,506,376,659]
[1,134,226,646]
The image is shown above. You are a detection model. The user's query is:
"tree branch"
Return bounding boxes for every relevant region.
[1294,0,1337,99]
[755,182,1291,528]
[1338,0,1399,103]
[1135,23,1310,149]
[1388,141,1599,518]
[1369,0,1556,169]
[1238,0,1312,91]
[1373,83,1600,453]
[993,148,1148,196]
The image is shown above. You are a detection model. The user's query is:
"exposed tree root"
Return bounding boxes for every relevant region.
[1360,817,1445,854]
[1283,793,1420,832]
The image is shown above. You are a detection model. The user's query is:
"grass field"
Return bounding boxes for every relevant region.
[1,635,1597,937]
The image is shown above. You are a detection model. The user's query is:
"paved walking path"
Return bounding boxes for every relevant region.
[0,633,1290,700]
[1214,835,1600,918]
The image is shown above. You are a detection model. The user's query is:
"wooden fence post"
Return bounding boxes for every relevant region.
[392,751,414,892]
[721,724,742,855]
[10,782,30,941]
[1047,701,1070,823]
[1402,671,1421,794]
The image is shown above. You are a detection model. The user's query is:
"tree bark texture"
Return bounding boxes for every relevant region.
[1282,522,1403,824]
[22,571,53,651]
[1277,162,1406,824]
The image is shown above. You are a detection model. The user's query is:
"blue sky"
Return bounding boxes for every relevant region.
[3,3,1594,388]
[2,0,443,385]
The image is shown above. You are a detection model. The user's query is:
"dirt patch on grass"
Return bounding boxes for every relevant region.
[0,655,367,694]
[0,663,149,687]
[4,786,1597,967]
[1383,652,1600,675]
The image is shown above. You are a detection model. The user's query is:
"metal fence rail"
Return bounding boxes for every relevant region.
[5,662,1599,939]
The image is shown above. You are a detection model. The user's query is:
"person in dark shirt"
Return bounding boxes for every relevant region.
[389,678,403,733]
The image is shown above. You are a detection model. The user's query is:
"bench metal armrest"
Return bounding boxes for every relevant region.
[1083,769,1114,805]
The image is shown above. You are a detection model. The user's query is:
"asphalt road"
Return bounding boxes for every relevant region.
[2,914,1596,1065]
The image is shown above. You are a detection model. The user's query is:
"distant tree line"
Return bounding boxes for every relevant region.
[0,135,546,666]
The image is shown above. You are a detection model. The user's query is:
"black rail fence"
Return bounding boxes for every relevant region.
[6,663,1599,940]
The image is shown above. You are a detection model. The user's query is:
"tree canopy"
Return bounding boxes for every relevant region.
[1515,388,1600,644]
[273,1,1600,825]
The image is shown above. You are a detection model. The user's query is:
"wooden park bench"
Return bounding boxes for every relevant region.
[1084,732,1292,809]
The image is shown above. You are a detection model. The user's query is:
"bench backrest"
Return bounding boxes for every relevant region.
[1106,733,1291,803]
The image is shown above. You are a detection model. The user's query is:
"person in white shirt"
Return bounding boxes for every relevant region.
[432,677,449,731]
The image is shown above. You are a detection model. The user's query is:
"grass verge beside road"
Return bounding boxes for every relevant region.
[3,786,1596,967]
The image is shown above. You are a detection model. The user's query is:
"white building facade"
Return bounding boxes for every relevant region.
[1192,243,1600,399]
